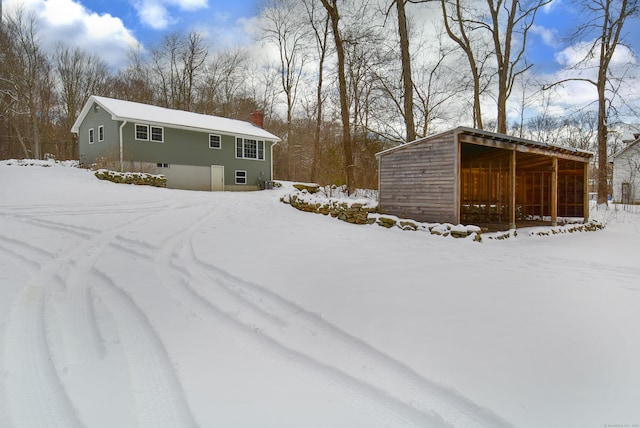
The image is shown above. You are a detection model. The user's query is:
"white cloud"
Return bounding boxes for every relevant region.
[531,25,560,48]
[555,40,637,69]
[131,0,207,30]
[542,0,562,14]
[534,40,640,118]
[4,0,141,68]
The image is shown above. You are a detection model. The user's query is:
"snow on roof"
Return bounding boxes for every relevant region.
[71,95,281,141]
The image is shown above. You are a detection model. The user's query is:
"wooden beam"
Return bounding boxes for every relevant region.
[456,142,461,224]
[509,149,516,229]
[551,157,558,226]
[459,134,592,163]
[583,162,590,221]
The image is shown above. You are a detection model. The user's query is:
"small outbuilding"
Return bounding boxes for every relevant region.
[376,127,593,229]
[611,134,640,204]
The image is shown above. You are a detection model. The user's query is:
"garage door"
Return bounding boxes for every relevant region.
[163,164,211,191]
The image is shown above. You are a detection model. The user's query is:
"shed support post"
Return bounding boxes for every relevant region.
[551,157,558,226]
[583,162,590,222]
[509,149,516,229]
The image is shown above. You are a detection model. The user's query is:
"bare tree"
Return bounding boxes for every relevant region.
[545,0,639,204]
[151,31,208,111]
[262,0,309,180]
[55,45,110,158]
[391,0,416,142]
[440,0,491,129]
[2,8,51,159]
[110,46,155,104]
[485,0,551,133]
[441,0,549,132]
[198,48,249,117]
[320,0,356,194]
[302,0,331,182]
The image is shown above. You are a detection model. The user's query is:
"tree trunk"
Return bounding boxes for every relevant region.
[596,54,609,205]
[396,0,416,142]
[321,0,355,194]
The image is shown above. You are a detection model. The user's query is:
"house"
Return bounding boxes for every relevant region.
[376,127,593,228]
[71,96,281,191]
[611,133,640,204]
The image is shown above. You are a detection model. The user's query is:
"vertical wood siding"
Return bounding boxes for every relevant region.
[378,130,458,223]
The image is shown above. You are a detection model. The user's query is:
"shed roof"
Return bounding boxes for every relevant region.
[376,126,593,162]
[71,95,281,141]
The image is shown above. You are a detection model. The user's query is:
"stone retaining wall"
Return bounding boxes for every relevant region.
[95,169,167,188]
[283,193,377,225]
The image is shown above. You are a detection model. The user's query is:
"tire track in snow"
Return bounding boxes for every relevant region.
[150,203,511,428]
[4,284,83,428]
[0,234,56,264]
[90,267,199,428]
[188,245,511,428]
[3,216,96,239]
[1,197,208,427]
[154,236,445,427]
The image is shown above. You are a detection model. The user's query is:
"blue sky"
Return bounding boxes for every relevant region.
[3,0,637,74]
[2,0,638,120]
[77,0,261,46]
[1,0,263,66]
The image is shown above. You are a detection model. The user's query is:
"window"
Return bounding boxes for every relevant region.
[135,124,149,140]
[150,126,164,142]
[236,138,265,160]
[88,128,94,144]
[98,125,104,142]
[235,170,247,185]
[209,134,221,149]
[135,124,163,142]
[157,163,169,168]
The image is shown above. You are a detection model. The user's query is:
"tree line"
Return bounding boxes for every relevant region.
[1,0,638,198]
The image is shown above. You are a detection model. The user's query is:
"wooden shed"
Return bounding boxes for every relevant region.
[376,127,593,229]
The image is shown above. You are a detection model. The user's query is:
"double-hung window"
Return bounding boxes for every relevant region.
[98,125,104,142]
[135,124,149,140]
[236,137,265,160]
[135,124,163,142]
[150,126,163,142]
[209,134,221,149]
[88,128,95,144]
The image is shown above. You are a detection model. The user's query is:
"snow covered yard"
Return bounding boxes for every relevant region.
[0,162,639,428]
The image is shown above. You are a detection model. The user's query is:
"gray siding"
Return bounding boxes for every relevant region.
[77,103,121,165]
[120,122,275,188]
[378,130,459,223]
[77,100,277,190]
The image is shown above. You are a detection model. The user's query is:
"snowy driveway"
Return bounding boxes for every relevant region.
[1,163,639,428]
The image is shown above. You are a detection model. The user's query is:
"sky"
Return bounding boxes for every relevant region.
[1,0,263,67]
[3,0,628,72]
[1,0,638,124]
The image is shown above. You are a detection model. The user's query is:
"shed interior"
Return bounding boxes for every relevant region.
[460,143,587,228]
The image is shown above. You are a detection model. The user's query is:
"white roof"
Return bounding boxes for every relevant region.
[71,95,281,141]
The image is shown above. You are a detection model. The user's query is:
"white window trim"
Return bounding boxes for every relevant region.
[88,128,94,144]
[209,134,222,149]
[98,125,104,142]
[235,170,247,185]
[135,124,149,141]
[235,137,265,161]
[150,126,164,143]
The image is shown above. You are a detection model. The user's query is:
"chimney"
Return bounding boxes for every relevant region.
[250,110,264,128]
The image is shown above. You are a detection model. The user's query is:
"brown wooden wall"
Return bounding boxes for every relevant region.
[378,130,458,223]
